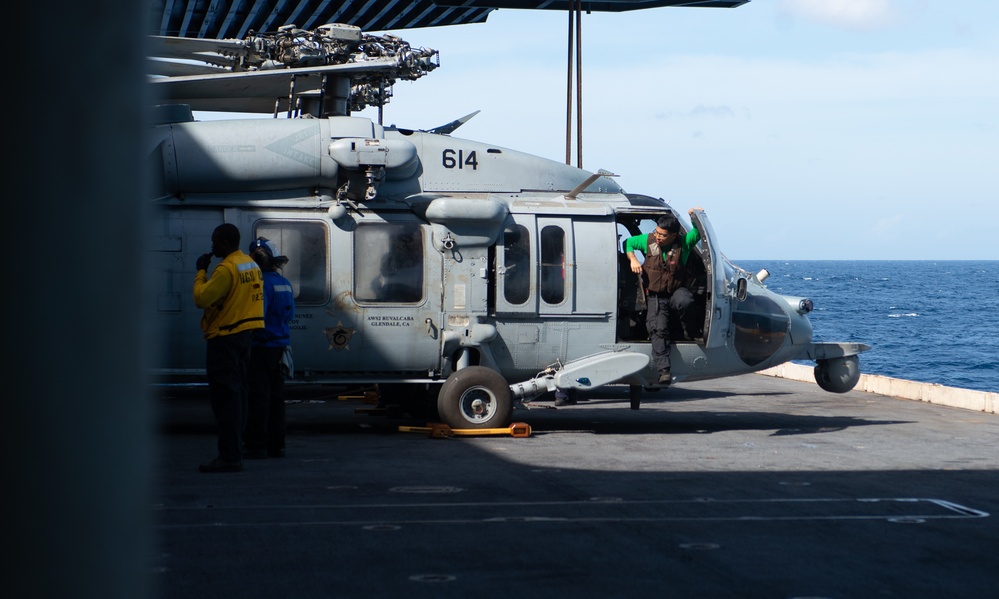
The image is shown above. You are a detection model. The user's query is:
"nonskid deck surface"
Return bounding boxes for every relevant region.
[153,375,999,598]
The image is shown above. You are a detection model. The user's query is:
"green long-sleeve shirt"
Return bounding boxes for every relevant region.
[623,226,700,265]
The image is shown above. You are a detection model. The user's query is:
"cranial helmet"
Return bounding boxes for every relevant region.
[248,237,289,266]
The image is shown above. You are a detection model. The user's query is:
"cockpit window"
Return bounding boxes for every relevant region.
[732,293,789,366]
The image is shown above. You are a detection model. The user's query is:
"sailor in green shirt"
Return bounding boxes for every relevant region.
[622,209,701,386]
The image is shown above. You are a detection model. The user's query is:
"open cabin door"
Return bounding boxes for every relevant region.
[613,206,729,349]
[688,209,729,349]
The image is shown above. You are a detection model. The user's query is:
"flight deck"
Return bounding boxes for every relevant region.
[152,374,999,598]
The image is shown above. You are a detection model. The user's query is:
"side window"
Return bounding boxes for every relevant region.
[503,224,531,305]
[540,225,565,304]
[354,223,424,303]
[253,220,328,304]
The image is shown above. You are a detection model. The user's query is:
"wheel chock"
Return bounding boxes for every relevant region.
[397,422,532,438]
[429,423,452,438]
[338,390,380,403]
[461,422,530,438]
[397,423,453,438]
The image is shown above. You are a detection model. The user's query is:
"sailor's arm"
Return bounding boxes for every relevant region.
[622,235,646,275]
[193,266,232,309]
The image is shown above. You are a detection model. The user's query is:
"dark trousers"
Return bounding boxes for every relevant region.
[646,287,696,373]
[246,345,287,453]
[206,330,252,463]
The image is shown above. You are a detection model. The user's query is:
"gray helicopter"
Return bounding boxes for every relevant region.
[148,22,869,430]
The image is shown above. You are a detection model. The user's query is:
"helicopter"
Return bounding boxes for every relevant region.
[147,18,870,431]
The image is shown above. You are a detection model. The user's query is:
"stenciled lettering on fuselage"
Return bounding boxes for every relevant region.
[289,313,312,331]
[265,126,320,170]
[206,144,255,153]
[441,149,478,170]
[367,315,414,327]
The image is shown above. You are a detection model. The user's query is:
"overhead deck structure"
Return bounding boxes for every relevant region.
[149,0,749,37]
[147,0,749,118]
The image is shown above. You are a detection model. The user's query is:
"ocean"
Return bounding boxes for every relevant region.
[733,260,999,394]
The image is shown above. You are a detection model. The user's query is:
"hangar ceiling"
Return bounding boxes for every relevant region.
[149,0,749,38]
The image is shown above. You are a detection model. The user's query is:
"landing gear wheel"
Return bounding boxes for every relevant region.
[437,366,512,430]
[814,355,861,393]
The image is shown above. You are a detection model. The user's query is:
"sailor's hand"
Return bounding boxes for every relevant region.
[196,253,212,271]
[630,259,643,275]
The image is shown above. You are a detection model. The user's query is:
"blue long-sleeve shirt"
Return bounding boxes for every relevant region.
[253,270,295,347]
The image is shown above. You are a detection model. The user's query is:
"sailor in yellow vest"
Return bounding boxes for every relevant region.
[193,223,264,472]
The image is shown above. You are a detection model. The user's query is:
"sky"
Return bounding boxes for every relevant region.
[197,0,997,260]
[343,0,998,261]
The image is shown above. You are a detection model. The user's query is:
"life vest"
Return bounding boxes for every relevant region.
[643,237,690,296]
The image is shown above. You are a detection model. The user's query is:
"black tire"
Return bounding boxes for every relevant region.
[814,355,861,393]
[436,366,512,429]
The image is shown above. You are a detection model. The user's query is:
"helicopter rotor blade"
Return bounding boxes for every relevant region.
[147,58,232,77]
[149,58,400,113]
[147,26,440,115]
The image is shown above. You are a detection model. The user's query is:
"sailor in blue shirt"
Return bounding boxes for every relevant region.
[244,237,296,458]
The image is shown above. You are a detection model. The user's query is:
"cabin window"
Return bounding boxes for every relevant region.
[540,225,565,304]
[253,220,328,304]
[503,224,531,305]
[354,223,425,303]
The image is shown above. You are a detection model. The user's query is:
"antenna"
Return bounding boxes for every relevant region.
[564,169,617,200]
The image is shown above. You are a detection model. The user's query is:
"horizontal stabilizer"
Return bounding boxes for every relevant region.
[794,342,872,361]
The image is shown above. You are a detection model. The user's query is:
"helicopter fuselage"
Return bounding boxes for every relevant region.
[149,112,868,428]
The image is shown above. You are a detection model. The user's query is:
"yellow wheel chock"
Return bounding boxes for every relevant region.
[338,390,380,403]
[398,422,532,438]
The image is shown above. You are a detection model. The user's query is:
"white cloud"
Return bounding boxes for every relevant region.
[778,0,920,29]
[655,104,738,120]
[870,214,904,236]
